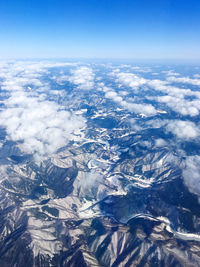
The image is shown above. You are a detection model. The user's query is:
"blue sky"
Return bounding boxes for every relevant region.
[0,0,199,61]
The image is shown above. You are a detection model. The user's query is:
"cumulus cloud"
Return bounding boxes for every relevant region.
[148,79,200,116]
[166,120,200,139]
[67,66,95,90]
[0,62,85,160]
[0,96,84,157]
[183,156,200,196]
[111,68,200,118]
[145,119,200,140]
[157,95,199,117]
[114,72,147,90]
[167,76,200,86]
[105,91,123,103]
[154,138,167,147]
[99,82,157,116]
[146,119,167,129]
[112,71,200,117]
[122,101,157,116]
[148,78,200,98]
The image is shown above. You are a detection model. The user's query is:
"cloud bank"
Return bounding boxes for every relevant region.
[0,62,85,159]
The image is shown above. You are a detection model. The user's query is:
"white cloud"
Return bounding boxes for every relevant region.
[101,72,157,116]
[183,156,200,196]
[100,82,157,116]
[112,69,200,117]
[67,66,95,90]
[148,78,200,98]
[0,62,85,160]
[145,119,200,140]
[167,76,200,86]
[146,119,167,129]
[166,120,200,139]
[132,66,152,73]
[162,70,180,76]
[114,72,147,90]
[129,118,143,131]
[155,138,167,147]
[123,102,157,116]
[105,91,123,103]
[148,79,200,116]
[157,95,199,117]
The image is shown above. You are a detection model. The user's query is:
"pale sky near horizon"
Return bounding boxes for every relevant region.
[0,0,199,62]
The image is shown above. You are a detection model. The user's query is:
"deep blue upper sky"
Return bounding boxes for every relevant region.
[0,0,199,61]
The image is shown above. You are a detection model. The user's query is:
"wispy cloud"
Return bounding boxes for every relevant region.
[162,70,180,76]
